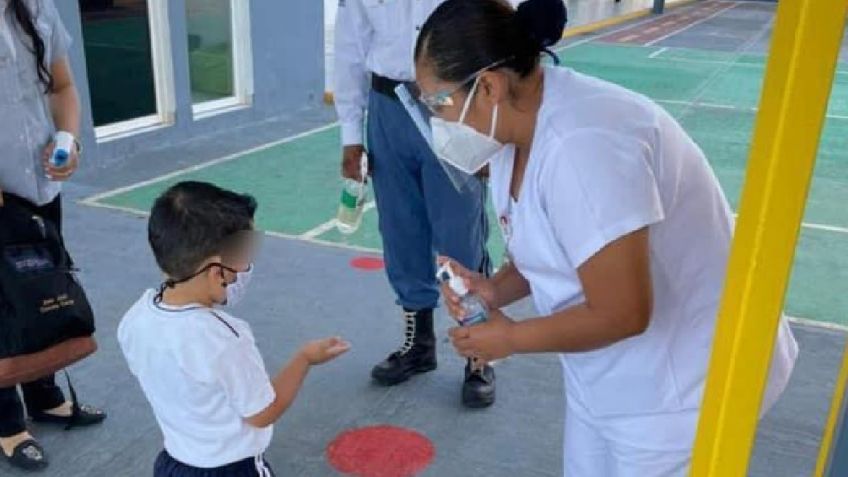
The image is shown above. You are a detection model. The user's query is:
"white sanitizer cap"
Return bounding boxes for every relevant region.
[436,262,468,296]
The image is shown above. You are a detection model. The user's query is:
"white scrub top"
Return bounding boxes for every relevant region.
[489,66,798,419]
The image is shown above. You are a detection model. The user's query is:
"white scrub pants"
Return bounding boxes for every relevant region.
[563,397,699,477]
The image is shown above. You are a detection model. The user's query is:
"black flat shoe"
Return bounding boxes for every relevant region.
[3,439,48,471]
[30,404,106,429]
[462,361,496,409]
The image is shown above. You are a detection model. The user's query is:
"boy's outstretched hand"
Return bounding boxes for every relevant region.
[247,337,351,428]
[300,337,351,365]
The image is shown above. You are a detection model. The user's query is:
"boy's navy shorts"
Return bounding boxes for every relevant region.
[153,450,275,477]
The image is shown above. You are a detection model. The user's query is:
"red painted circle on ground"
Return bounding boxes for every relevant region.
[350,256,385,271]
[326,425,435,477]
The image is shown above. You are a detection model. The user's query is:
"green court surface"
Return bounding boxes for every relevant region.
[87,41,848,327]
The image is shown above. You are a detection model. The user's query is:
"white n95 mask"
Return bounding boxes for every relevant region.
[430,76,504,175]
[224,264,253,306]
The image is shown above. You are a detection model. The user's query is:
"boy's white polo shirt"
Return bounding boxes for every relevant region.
[118,289,276,468]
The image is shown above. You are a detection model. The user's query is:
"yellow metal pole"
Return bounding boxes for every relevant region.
[689,0,848,476]
[815,342,848,476]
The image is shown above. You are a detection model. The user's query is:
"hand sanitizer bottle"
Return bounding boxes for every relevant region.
[50,131,75,168]
[437,262,488,326]
[336,152,369,234]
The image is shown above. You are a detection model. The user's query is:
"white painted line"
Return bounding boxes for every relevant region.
[801,222,848,234]
[650,54,848,76]
[299,201,377,240]
[648,47,669,59]
[656,55,763,68]
[788,316,848,334]
[559,35,598,50]
[79,122,340,205]
[300,219,339,240]
[80,198,386,255]
[80,200,150,218]
[265,230,382,254]
[659,98,738,110]
[645,2,740,47]
[728,212,848,235]
[655,98,848,120]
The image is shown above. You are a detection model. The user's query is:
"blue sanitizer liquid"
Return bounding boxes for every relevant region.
[458,294,488,326]
[438,262,488,326]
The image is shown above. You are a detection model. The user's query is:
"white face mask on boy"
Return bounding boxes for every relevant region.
[223,264,253,306]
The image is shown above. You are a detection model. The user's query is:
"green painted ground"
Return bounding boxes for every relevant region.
[91,41,848,326]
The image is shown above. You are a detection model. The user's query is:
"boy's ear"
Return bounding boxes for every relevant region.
[204,256,226,286]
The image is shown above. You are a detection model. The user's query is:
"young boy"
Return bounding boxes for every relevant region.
[118,181,349,476]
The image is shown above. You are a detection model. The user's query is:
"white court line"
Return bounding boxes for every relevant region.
[299,201,377,239]
[655,98,848,120]
[265,230,382,254]
[83,198,385,255]
[82,200,151,218]
[299,219,340,240]
[727,213,848,235]
[788,316,848,334]
[79,122,339,206]
[648,52,848,76]
[648,47,669,59]
[800,222,848,234]
[662,99,735,110]
[645,2,740,47]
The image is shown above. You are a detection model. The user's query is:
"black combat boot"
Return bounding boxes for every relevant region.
[371,309,437,386]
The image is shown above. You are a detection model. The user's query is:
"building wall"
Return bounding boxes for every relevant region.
[54,1,325,164]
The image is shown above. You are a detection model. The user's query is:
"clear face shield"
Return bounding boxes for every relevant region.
[395,59,510,193]
[393,82,479,193]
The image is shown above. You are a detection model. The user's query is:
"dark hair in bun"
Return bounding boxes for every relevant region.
[515,0,568,51]
[415,0,567,86]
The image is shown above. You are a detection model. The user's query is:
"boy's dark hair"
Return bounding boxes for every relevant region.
[148,181,257,280]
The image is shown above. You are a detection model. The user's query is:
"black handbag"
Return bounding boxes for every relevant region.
[0,195,96,387]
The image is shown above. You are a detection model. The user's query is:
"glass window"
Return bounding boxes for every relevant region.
[185,0,235,105]
[79,0,157,127]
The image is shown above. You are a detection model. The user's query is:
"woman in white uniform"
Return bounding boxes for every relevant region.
[414,0,799,475]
